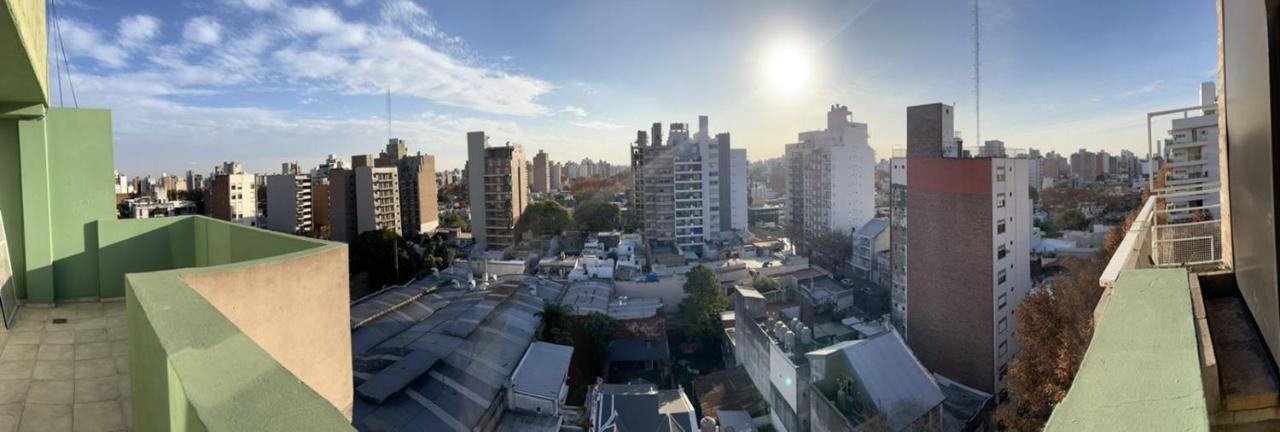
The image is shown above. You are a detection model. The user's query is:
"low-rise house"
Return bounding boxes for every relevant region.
[807,330,945,432]
[507,342,574,417]
[589,383,698,432]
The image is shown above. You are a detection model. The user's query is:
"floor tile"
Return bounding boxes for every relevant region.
[31,362,73,381]
[3,334,38,347]
[36,346,73,362]
[72,401,125,432]
[73,360,114,380]
[40,332,74,346]
[0,362,33,381]
[73,378,116,404]
[72,330,104,345]
[0,382,28,405]
[0,347,35,363]
[73,344,109,361]
[0,403,20,432]
[19,403,69,432]
[26,381,72,405]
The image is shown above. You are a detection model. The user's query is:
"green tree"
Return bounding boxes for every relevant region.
[752,275,781,293]
[582,312,619,358]
[678,265,730,341]
[440,213,470,232]
[1053,208,1088,232]
[349,230,421,293]
[537,304,574,346]
[516,200,573,240]
[418,234,456,274]
[575,200,622,233]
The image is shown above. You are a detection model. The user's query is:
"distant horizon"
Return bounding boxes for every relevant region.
[51,0,1215,177]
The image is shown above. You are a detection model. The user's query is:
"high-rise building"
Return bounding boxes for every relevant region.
[355,166,400,235]
[889,156,908,335]
[328,167,357,242]
[399,154,438,234]
[1162,82,1220,222]
[266,172,313,234]
[375,138,408,168]
[784,105,876,251]
[114,171,130,195]
[549,161,563,191]
[532,150,550,194]
[631,116,743,259]
[1071,148,1098,183]
[467,132,530,252]
[902,103,1032,396]
[210,161,258,226]
[1028,149,1043,195]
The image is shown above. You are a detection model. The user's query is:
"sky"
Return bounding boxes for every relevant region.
[47,0,1218,177]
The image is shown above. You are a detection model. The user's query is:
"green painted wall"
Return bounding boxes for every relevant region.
[46,108,115,299]
[0,119,25,298]
[17,116,52,303]
[98,218,195,298]
[127,268,351,431]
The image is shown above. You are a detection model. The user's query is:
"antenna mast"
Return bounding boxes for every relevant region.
[973,0,980,148]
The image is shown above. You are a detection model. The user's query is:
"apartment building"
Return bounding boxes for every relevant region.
[889,157,909,335]
[1161,82,1220,222]
[399,154,439,235]
[468,131,530,252]
[549,161,563,191]
[630,116,746,259]
[209,161,258,226]
[355,166,400,235]
[784,105,876,252]
[532,149,551,194]
[1070,149,1098,183]
[265,172,314,234]
[903,103,1032,396]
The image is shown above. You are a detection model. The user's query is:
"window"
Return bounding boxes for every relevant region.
[997,220,1006,234]
[999,341,1009,356]
[999,363,1009,381]
[999,317,1008,334]
[997,245,1008,260]
[998,269,1007,284]
[998,293,1008,309]
[997,194,1006,208]
[996,166,1006,182]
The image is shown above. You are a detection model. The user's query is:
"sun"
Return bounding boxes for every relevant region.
[762,39,814,95]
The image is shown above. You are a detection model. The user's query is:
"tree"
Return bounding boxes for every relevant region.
[440,212,470,232]
[418,234,455,274]
[515,200,572,240]
[678,266,730,341]
[582,312,619,358]
[537,304,574,346]
[810,231,854,275]
[575,200,622,233]
[752,275,781,293]
[349,230,421,293]
[1052,208,1088,232]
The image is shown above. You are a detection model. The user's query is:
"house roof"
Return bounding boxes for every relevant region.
[609,337,671,362]
[511,342,574,401]
[854,217,890,239]
[592,384,697,432]
[810,330,945,431]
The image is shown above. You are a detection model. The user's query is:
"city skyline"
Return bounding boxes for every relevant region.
[54,0,1214,176]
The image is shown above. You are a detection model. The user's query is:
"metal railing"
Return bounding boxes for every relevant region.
[1148,183,1223,268]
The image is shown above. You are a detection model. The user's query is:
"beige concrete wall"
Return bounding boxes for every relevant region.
[180,247,354,418]
[8,0,48,103]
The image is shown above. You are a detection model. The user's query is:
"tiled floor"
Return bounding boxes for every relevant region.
[0,302,130,432]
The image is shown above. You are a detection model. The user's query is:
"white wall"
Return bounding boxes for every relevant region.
[731,148,749,231]
[990,158,1032,392]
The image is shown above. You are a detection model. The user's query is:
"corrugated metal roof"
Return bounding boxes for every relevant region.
[561,280,613,315]
[352,275,566,432]
[812,330,945,431]
[854,217,890,239]
[510,342,574,401]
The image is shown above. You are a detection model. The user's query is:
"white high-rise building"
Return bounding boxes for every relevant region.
[784,105,876,249]
[1163,81,1220,222]
[266,173,313,234]
[631,116,747,259]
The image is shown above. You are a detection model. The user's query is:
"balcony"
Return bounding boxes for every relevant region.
[1048,195,1278,431]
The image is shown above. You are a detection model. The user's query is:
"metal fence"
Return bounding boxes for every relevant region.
[1149,183,1224,267]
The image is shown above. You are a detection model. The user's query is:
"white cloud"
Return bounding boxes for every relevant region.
[118,15,161,48]
[570,120,623,130]
[224,0,282,11]
[57,19,128,67]
[1116,79,1165,99]
[183,16,222,45]
[560,106,588,117]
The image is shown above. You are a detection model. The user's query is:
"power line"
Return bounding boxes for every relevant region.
[49,0,78,108]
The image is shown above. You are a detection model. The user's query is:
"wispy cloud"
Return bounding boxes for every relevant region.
[117,15,161,48]
[182,16,222,45]
[560,106,588,117]
[570,120,623,130]
[1115,79,1165,99]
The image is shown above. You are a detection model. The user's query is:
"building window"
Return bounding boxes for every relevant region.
[998,269,1007,284]
[997,245,1008,260]
[996,166,1006,182]
[999,340,1009,356]
[999,316,1008,334]
[997,220,1006,234]
[998,293,1007,309]
[997,194,1006,208]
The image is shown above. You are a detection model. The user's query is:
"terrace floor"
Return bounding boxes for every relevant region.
[0,302,131,432]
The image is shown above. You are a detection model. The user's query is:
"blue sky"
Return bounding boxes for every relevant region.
[49,0,1217,176]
